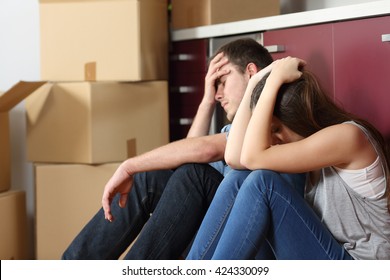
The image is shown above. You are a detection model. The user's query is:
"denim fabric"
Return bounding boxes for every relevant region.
[124,163,224,259]
[186,170,252,259]
[189,169,353,260]
[209,161,230,176]
[62,169,172,259]
[186,170,306,260]
[62,163,224,260]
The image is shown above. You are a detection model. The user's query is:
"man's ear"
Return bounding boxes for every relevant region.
[247,63,258,77]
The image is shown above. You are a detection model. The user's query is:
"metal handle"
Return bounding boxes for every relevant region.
[179,118,193,125]
[382,34,390,42]
[264,45,285,53]
[170,54,196,61]
[171,86,196,93]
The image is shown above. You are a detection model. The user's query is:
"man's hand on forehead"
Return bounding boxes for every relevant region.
[206,52,231,94]
[216,62,231,79]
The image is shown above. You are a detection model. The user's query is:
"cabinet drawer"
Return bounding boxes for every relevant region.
[170,39,208,74]
[170,73,204,106]
[169,104,198,119]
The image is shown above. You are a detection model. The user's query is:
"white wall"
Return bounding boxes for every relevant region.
[0,0,40,259]
[0,0,380,259]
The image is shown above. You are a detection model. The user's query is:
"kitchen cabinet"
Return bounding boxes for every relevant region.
[169,13,390,143]
[261,16,390,140]
[169,39,208,141]
[263,23,335,99]
[333,16,390,139]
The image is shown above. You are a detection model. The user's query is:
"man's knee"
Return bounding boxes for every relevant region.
[174,163,221,181]
[172,163,223,198]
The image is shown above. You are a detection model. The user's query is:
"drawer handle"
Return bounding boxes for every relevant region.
[171,54,196,61]
[171,86,196,93]
[264,45,285,53]
[179,118,193,125]
[382,34,390,42]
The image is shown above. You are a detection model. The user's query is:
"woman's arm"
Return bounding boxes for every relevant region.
[225,63,274,168]
[241,57,305,170]
[242,123,375,173]
[240,57,375,173]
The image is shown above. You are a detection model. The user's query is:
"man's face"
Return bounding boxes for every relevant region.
[214,62,250,121]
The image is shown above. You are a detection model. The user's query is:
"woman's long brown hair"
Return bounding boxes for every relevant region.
[251,70,390,211]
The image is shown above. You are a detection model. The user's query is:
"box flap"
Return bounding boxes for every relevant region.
[0,81,47,113]
[25,83,55,124]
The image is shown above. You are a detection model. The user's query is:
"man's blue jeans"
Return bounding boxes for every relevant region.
[187,170,353,260]
[62,163,224,259]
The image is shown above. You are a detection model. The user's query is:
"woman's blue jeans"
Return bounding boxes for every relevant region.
[187,170,353,260]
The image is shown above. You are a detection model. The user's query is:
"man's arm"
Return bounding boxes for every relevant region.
[186,99,216,138]
[123,133,226,173]
[102,133,227,221]
[186,52,229,138]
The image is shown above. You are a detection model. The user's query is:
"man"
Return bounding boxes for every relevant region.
[62,38,274,259]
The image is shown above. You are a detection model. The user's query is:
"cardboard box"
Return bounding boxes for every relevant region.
[0,191,28,259]
[0,109,10,192]
[35,163,120,259]
[171,0,280,29]
[40,0,168,81]
[1,89,11,192]
[0,83,47,192]
[21,80,169,164]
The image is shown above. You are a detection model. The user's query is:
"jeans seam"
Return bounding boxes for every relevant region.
[198,196,236,259]
[234,196,264,258]
[270,187,336,260]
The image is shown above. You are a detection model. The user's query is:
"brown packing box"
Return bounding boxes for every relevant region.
[34,163,120,259]
[21,80,169,164]
[40,0,168,81]
[0,102,10,192]
[0,191,28,259]
[0,83,46,192]
[127,138,137,158]
[171,0,280,29]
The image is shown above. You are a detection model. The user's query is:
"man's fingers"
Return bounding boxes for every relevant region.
[119,194,128,208]
[102,195,114,222]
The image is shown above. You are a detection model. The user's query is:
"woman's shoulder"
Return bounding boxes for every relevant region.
[326,122,378,169]
[313,122,363,144]
[320,122,364,139]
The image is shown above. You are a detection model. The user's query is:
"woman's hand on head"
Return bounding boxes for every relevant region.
[270,57,306,84]
[249,61,276,85]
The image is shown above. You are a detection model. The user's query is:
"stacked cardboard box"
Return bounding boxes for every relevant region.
[0,90,29,259]
[0,90,11,192]
[0,0,169,260]
[35,0,169,259]
[171,0,280,29]
[34,163,121,260]
[0,191,28,260]
[40,0,168,81]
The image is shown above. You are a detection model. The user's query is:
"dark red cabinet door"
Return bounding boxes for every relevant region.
[263,23,335,99]
[169,39,208,141]
[334,16,390,139]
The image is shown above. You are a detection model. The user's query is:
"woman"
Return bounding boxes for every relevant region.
[187,57,390,259]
